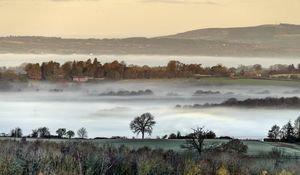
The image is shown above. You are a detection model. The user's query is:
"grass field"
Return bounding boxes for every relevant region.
[3,137,300,156]
[89,139,300,156]
[191,77,300,86]
[118,77,300,87]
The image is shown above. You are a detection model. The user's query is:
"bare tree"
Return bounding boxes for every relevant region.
[130,113,156,139]
[77,127,88,139]
[181,127,208,156]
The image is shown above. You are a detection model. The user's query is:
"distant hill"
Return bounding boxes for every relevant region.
[1,23,300,57]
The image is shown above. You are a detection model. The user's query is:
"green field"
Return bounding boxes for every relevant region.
[117,77,300,87]
[191,77,300,86]
[90,139,300,156]
[5,138,300,156]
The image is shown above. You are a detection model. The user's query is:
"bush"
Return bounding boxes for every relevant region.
[277,169,294,175]
[137,156,173,175]
[217,165,230,175]
[183,160,202,175]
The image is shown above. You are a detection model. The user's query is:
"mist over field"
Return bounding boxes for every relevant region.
[1,1,300,174]
[1,79,299,138]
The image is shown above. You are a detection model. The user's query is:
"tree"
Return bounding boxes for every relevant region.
[168,133,177,139]
[162,135,168,139]
[294,116,300,139]
[37,127,51,138]
[268,125,280,139]
[77,127,88,139]
[281,121,296,142]
[130,113,156,139]
[56,128,66,138]
[176,131,181,139]
[66,130,75,139]
[25,63,41,80]
[181,127,208,156]
[31,129,38,138]
[206,130,216,139]
[10,127,22,138]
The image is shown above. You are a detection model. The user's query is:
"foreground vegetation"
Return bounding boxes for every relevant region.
[1,111,299,174]
[0,139,299,175]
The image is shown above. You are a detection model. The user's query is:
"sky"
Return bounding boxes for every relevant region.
[0,0,300,38]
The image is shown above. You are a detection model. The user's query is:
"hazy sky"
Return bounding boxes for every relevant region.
[0,0,300,38]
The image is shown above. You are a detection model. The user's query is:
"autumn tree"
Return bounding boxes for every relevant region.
[25,63,41,80]
[210,64,229,76]
[130,113,156,139]
[61,61,72,80]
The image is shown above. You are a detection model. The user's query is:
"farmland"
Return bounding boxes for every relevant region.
[2,137,300,156]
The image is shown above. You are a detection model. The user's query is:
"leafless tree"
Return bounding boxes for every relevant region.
[77,127,88,139]
[181,127,208,156]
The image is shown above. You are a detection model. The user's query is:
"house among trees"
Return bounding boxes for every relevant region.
[72,76,94,82]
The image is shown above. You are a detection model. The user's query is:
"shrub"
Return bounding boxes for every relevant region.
[183,160,202,175]
[137,156,173,175]
[217,165,230,175]
[277,169,294,175]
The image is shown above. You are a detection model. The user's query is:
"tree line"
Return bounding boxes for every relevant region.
[1,112,299,174]
[6,127,88,139]
[267,116,300,143]
[176,97,300,109]
[1,59,300,81]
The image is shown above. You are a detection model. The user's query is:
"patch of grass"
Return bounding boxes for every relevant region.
[192,77,300,86]
[101,77,300,87]
[3,137,300,156]
[91,139,300,156]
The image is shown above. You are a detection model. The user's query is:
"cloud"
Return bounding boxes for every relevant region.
[141,0,220,5]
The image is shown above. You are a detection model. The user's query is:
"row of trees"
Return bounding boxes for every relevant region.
[24,59,224,80]
[22,59,300,81]
[1,59,300,82]
[268,116,300,142]
[177,97,300,109]
[6,112,211,142]
[7,127,88,139]
[5,113,300,145]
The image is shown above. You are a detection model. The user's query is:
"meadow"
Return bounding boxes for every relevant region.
[2,138,300,157]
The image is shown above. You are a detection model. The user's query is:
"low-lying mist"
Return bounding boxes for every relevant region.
[0,79,299,139]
